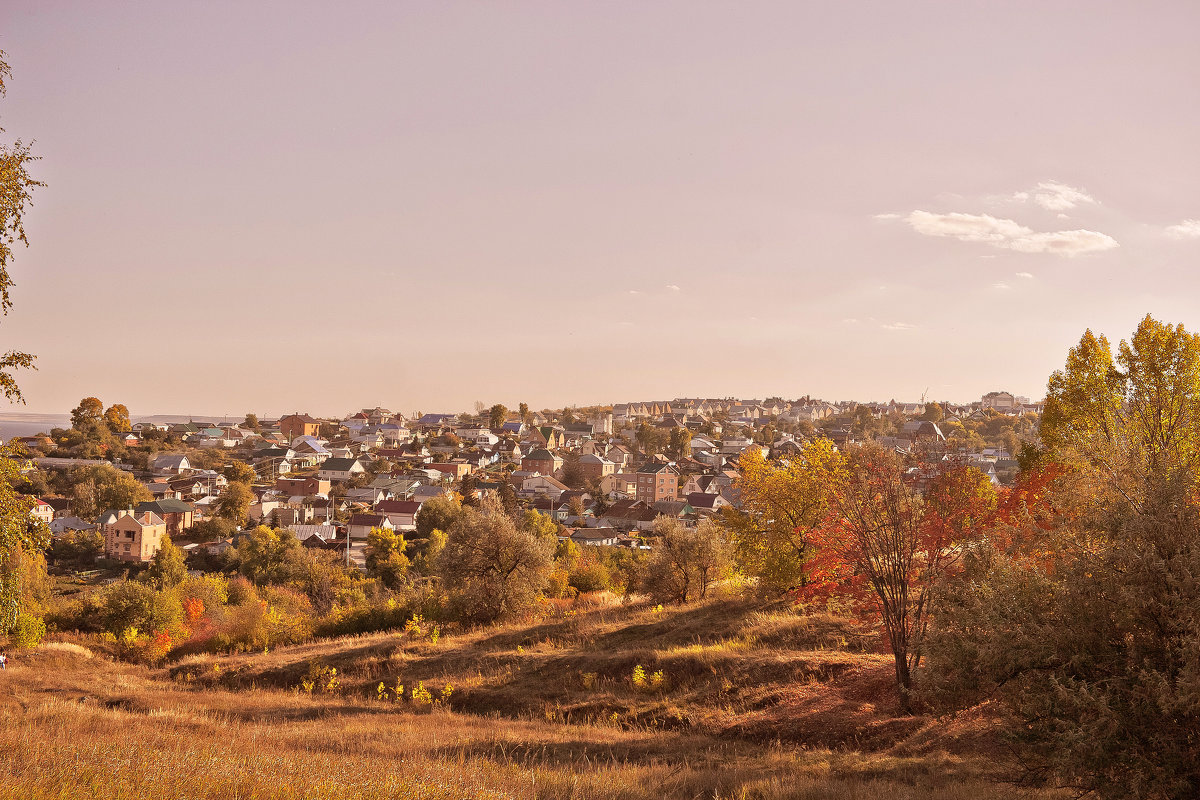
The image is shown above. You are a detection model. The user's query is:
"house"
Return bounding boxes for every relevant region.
[600,472,638,498]
[49,516,98,536]
[569,528,620,547]
[275,476,331,497]
[374,499,423,530]
[521,474,570,500]
[680,474,720,495]
[428,462,472,480]
[635,463,678,504]
[601,499,658,531]
[134,499,195,538]
[578,453,615,481]
[521,448,563,476]
[279,413,321,439]
[412,484,452,502]
[347,513,393,541]
[685,492,729,513]
[318,457,367,482]
[981,391,1017,412]
[151,454,191,475]
[103,510,167,562]
[29,498,55,526]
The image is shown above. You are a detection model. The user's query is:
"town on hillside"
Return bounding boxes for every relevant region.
[12,392,1038,569]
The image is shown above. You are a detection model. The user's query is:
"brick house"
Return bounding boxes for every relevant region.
[279,413,321,440]
[521,448,563,476]
[134,499,195,538]
[103,510,167,563]
[635,463,679,504]
[578,453,615,482]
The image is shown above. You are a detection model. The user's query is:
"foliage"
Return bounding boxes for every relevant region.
[728,439,847,595]
[799,445,996,709]
[69,464,152,519]
[365,526,410,588]
[436,500,554,623]
[217,481,254,524]
[0,442,50,631]
[142,535,187,590]
[415,495,464,540]
[223,461,257,484]
[7,612,44,648]
[488,403,507,429]
[643,517,733,604]
[47,529,103,569]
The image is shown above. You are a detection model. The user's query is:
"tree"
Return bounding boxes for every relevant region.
[415,495,464,540]
[244,413,260,431]
[488,404,508,430]
[800,445,996,711]
[364,526,410,588]
[217,482,254,525]
[142,535,186,589]
[70,396,105,435]
[668,427,693,459]
[518,402,530,423]
[223,461,257,485]
[643,517,733,604]
[436,501,554,623]
[0,52,43,403]
[233,525,300,585]
[498,481,518,515]
[0,444,50,632]
[69,464,152,519]
[1042,315,1200,517]
[921,402,944,423]
[727,439,847,595]
[103,403,131,433]
[561,453,583,489]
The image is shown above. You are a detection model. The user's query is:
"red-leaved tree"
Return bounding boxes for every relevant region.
[798,444,997,711]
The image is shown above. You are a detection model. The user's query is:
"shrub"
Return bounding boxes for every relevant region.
[8,614,45,648]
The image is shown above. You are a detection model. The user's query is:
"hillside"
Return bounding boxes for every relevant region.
[169,598,1001,755]
[0,607,1039,800]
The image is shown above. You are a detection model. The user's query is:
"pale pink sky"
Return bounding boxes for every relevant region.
[2,2,1198,417]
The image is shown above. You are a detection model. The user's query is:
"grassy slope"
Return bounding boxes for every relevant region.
[0,602,1045,800]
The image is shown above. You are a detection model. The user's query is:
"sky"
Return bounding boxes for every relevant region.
[1,1,1198,418]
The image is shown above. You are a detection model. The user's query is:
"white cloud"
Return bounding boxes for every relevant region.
[1166,219,1200,239]
[1016,271,1034,279]
[992,282,1011,290]
[881,322,915,331]
[1026,181,1096,211]
[628,290,641,295]
[873,213,901,220]
[842,318,859,324]
[903,210,1118,256]
[665,284,681,292]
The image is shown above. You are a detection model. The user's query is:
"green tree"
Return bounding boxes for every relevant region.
[364,526,410,588]
[921,402,944,422]
[217,482,254,525]
[142,535,186,589]
[69,464,152,519]
[518,402,530,423]
[436,500,554,623]
[244,413,260,430]
[488,404,508,430]
[415,495,464,540]
[70,396,106,438]
[234,525,300,585]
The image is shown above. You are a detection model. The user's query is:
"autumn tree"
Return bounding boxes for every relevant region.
[70,396,106,437]
[799,444,996,710]
[217,481,254,525]
[518,402,530,423]
[244,413,260,430]
[1042,314,1200,516]
[103,403,131,433]
[0,443,50,633]
[364,526,410,588]
[488,403,508,430]
[0,52,42,404]
[725,439,847,595]
[415,495,464,541]
[223,460,257,485]
[436,500,554,623]
[643,517,733,604]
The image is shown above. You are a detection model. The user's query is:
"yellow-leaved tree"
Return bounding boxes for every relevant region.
[723,438,847,595]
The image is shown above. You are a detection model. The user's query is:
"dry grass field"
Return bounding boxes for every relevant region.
[0,600,1055,799]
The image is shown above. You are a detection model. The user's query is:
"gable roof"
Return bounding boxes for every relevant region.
[320,457,361,472]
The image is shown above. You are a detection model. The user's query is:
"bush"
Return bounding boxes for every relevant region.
[8,614,46,648]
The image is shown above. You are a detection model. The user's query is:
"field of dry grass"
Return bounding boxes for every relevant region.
[0,600,1056,799]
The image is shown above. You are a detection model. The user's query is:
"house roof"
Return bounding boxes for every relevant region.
[348,513,389,527]
[136,499,195,515]
[375,500,422,514]
[321,457,361,472]
[524,449,558,462]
